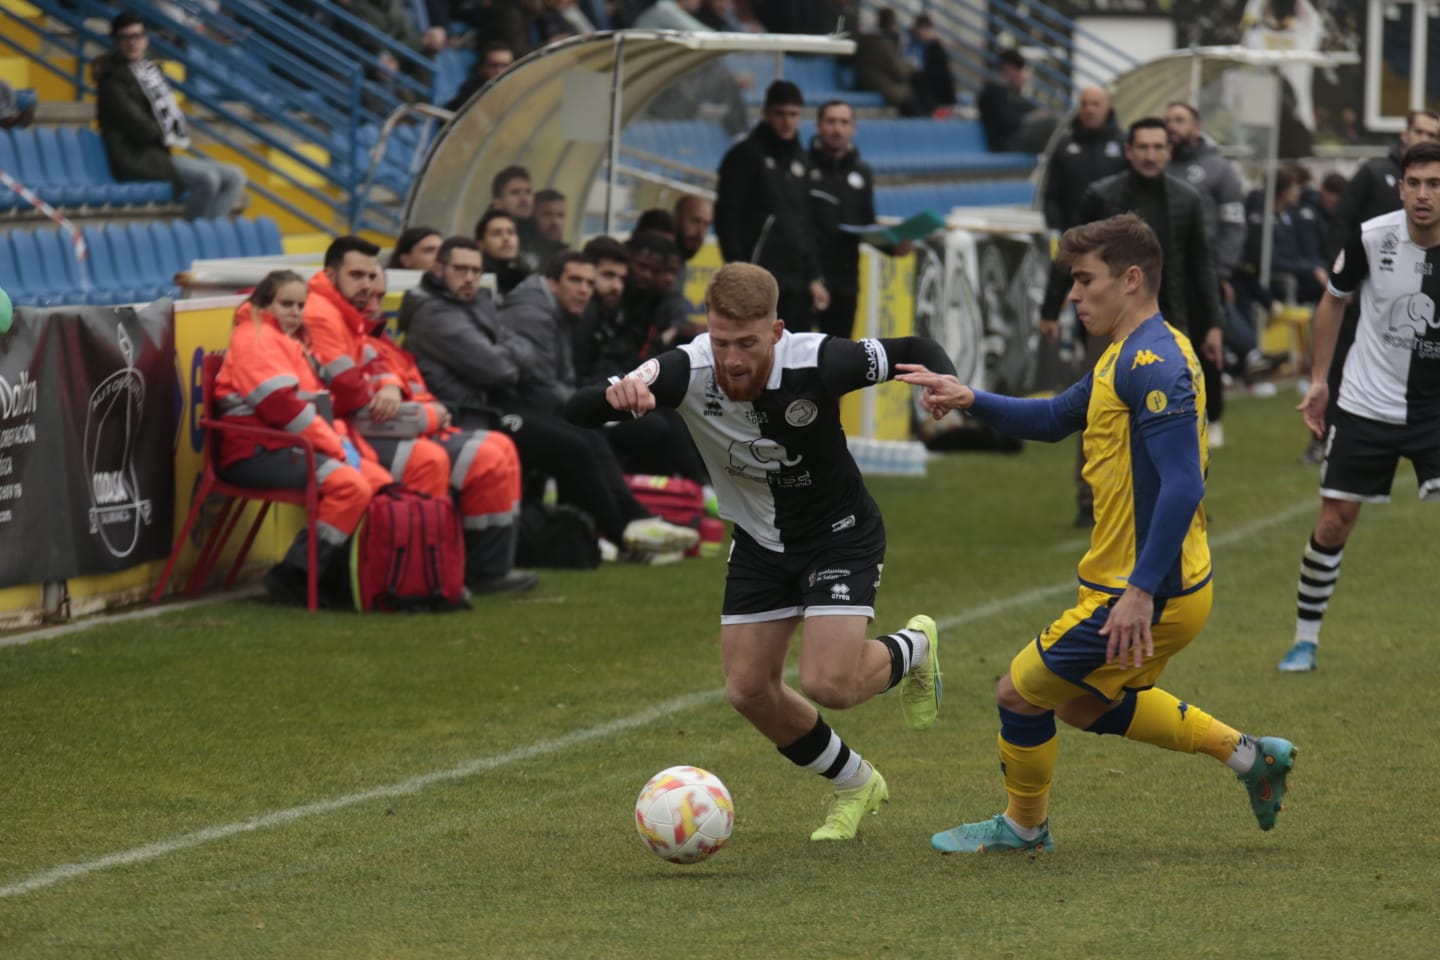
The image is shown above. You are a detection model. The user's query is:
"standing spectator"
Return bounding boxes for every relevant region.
[1166,101,1246,447]
[1073,118,1223,519]
[904,14,956,116]
[715,80,829,332]
[533,188,568,247]
[1280,140,1440,673]
[672,193,714,292]
[474,208,529,295]
[443,41,515,112]
[977,48,1054,154]
[387,225,443,270]
[401,238,701,560]
[854,8,928,117]
[93,11,247,220]
[808,100,912,339]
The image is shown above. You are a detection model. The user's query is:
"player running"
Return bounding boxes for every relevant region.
[898,214,1295,853]
[565,263,950,841]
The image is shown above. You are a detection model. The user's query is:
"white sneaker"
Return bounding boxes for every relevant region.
[622,517,700,555]
[598,538,619,562]
[1208,421,1225,449]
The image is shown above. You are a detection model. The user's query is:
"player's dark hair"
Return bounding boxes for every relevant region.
[249,270,306,309]
[816,99,853,123]
[324,235,381,270]
[1273,167,1296,198]
[388,226,442,268]
[764,80,803,109]
[544,249,593,281]
[583,235,630,268]
[437,235,479,264]
[473,208,516,241]
[1405,108,1440,131]
[998,48,1026,71]
[1321,172,1348,194]
[110,10,143,36]
[706,263,778,323]
[627,230,679,260]
[1127,116,1168,145]
[632,208,676,238]
[534,188,565,206]
[1059,213,1163,297]
[1401,140,1440,173]
[490,165,530,199]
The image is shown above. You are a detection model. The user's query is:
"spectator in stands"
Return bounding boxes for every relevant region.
[538,0,596,39]
[1166,100,1246,446]
[808,100,912,339]
[673,193,714,292]
[360,271,538,594]
[634,0,706,29]
[716,80,829,332]
[696,0,751,31]
[442,41,515,112]
[388,226,443,270]
[216,270,390,606]
[94,11,248,221]
[400,237,700,560]
[1303,170,1347,261]
[854,8,930,117]
[634,0,749,134]
[1070,117,1222,524]
[1039,85,1127,349]
[0,79,35,130]
[474,208,529,295]
[1244,167,1328,306]
[904,13,956,116]
[977,48,1055,154]
[489,165,564,272]
[627,231,699,348]
[533,189,568,247]
[302,236,457,513]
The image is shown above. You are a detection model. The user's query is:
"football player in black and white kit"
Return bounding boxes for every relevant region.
[1279,141,1440,673]
[565,263,957,841]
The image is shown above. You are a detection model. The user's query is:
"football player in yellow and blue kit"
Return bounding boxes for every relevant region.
[897,214,1295,853]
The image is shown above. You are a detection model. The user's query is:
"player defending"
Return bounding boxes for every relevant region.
[1278,141,1440,672]
[897,214,1294,853]
[565,263,950,841]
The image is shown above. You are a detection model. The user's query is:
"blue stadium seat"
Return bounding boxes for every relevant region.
[80,225,141,304]
[190,218,223,259]
[9,229,64,306]
[431,48,475,106]
[0,231,33,304]
[33,127,89,207]
[233,217,262,256]
[253,216,283,254]
[105,223,165,301]
[169,219,201,271]
[36,227,89,304]
[76,128,171,206]
[206,218,243,258]
[143,221,186,294]
[7,129,51,209]
[127,222,176,298]
[53,127,111,207]
[0,131,19,212]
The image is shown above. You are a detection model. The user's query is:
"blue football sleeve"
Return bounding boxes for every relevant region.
[967,375,1090,443]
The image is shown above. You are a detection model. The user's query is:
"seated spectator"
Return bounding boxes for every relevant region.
[216,270,391,605]
[498,249,591,413]
[474,208,530,295]
[442,41,515,113]
[977,48,1055,153]
[904,14,956,116]
[490,165,565,272]
[400,237,701,560]
[388,226,443,270]
[854,8,930,117]
[360,270,538,594]
[93,11,248,220]
[631,208,676,243]
[1245,167,1327,306]
[627,231,701,348]
[673,193,714,291]
[533,188,568,248]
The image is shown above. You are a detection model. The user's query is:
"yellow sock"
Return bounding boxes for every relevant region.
[999,731,1058,829]
[1123,688,1241,761]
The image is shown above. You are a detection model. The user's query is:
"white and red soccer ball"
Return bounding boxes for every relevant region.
[634,765,734,864]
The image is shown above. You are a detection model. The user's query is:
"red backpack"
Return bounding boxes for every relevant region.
[350,484,468,613]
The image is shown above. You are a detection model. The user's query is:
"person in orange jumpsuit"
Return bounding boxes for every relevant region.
[214,270,391,605]
[362,271,536,594]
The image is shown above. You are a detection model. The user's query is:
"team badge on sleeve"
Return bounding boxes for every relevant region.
[1146,390,1169,413]
[631,358,660,385]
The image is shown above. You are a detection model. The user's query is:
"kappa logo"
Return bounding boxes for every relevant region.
[830,582,850,601]
[1131,349,1165,369]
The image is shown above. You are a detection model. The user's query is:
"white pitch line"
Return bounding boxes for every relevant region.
[0,497,1315,900]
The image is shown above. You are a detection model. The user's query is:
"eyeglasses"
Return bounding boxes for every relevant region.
[115,30,146,42]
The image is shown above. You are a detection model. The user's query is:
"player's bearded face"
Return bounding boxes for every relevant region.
[709,313,782,401]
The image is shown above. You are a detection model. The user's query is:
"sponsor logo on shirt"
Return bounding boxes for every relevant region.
[1380,232,1400,254]
[808,567,852,587]
[830,582,851,601]
[859,338,887,383]
[831,514,856,533]
[1132,349,1165,369]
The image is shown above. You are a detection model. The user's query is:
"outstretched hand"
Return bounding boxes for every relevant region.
[894,363,974,420]
[1297,380,1329,439]
[605,375,657,416]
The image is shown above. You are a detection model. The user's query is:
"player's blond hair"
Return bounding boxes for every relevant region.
[705,263,778,324]
[1059,213,1163,296]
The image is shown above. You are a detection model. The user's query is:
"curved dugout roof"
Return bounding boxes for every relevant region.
[404,30,857,243]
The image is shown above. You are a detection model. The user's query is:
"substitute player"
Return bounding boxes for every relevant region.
[564,263,949,842]
[898,214,1294,853]
[1278,140,1440,672]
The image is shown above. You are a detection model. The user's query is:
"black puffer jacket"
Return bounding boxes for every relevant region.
[715,121,822,292]
[1326,143,1403,256]
[808,137,878,296]
[1042,113,1127,231]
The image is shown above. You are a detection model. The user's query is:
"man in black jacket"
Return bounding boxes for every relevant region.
[716,80,829,333]
[808,100,912,339]
[1067,118,1222,525]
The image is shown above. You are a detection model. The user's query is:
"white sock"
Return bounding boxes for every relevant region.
[1003,814,1046,840]
[901,627,929,674]
[1226,734,1259,774]
[833,760,872,792]
[1295,619,1321,645]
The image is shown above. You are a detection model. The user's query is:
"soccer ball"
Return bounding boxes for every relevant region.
[634,765,734,864]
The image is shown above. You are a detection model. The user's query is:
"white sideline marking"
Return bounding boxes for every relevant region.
[0,588,261,649]
[0,498,1315,900]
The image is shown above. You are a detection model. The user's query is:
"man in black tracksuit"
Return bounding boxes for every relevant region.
[808,100,912,339]
[715,80,829,331]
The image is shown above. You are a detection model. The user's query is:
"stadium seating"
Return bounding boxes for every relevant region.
[0,215,285,306]
[0,127,174,211]
[432,48,476,107]
[874,180,1036,218]
[731,54,888,110]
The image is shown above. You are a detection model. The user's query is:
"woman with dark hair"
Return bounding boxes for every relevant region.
[388,226,443,271]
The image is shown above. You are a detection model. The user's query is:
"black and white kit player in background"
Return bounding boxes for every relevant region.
[1278,140,1440,674]
[564,263,957,842]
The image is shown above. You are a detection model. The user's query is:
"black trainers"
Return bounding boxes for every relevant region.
[262,562,310,607]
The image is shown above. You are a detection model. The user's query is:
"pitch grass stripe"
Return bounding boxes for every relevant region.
[0,498,1314,900]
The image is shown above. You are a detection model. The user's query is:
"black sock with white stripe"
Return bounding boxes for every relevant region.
[779,714,867,789]
[1296,535,1344,644]
[877,627,928,691]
